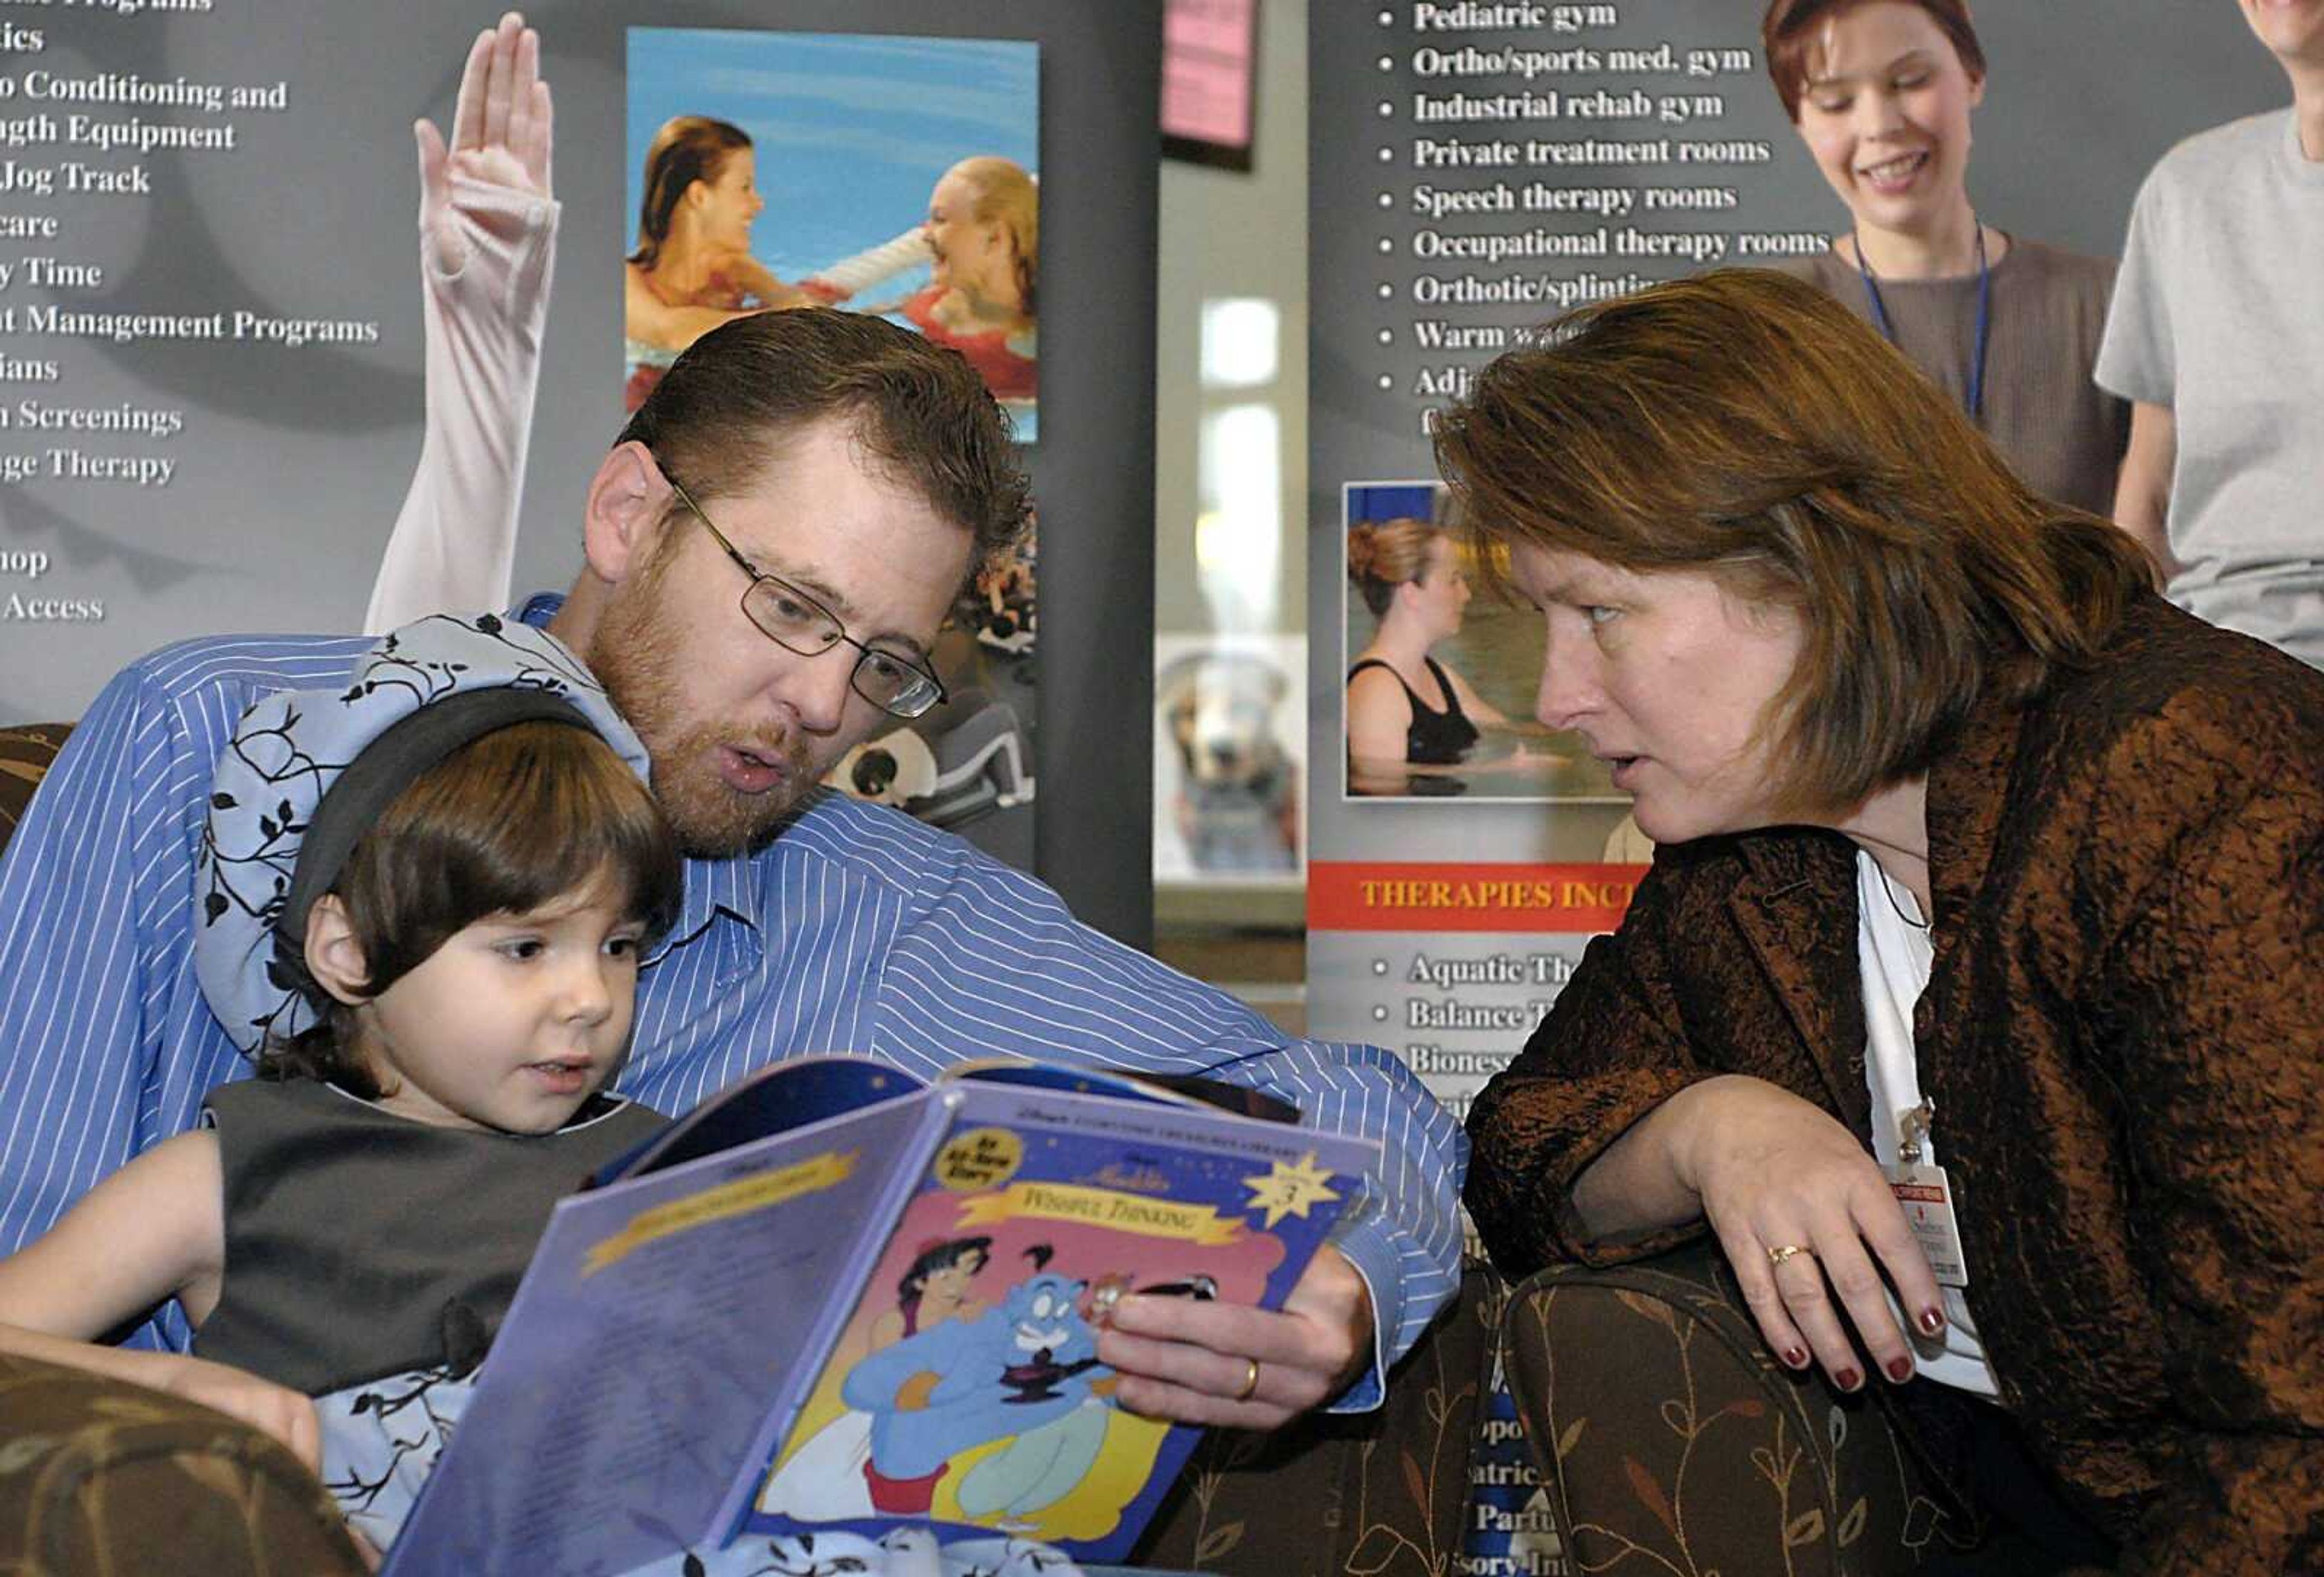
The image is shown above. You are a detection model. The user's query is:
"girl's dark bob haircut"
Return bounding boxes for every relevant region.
[270,718,683,1093]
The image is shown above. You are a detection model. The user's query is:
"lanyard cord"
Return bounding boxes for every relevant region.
[1873,857,1930,931]
[1851,221,1992,421]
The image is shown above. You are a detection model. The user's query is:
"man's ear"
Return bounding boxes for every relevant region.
[303,894,375,1008]
[582,441,672,588]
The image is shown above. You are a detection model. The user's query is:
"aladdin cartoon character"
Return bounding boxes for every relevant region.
[759,1238,994,1521]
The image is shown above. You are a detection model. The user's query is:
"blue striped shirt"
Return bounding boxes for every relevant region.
[0,600,1466,1408]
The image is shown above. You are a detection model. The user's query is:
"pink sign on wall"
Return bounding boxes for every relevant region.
[1163,0,1257,170]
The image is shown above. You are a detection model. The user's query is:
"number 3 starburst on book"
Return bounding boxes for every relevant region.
[1243,1152,1341,1228]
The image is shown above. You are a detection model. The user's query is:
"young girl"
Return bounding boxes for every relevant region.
[898,156,1038,406]
[0,612,682,1553]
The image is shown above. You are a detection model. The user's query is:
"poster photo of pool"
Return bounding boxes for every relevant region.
[1340,480,1623,804]
[623,28,1039,439]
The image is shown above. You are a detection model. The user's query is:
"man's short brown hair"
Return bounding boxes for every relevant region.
[1431,269,2153,817]
[1761,0,1986,122]
[617,308,1031,580]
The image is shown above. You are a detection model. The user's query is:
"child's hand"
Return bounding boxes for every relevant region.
[137,1351,323,1472]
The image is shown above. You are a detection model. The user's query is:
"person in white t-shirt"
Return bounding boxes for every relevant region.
[2098,0,2324,669]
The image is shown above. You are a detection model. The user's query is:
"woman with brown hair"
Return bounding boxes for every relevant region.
[623,116,812,407]
[1445,269,2324,1572]
[1344,516,1512,788]
[1761,0,2126,517]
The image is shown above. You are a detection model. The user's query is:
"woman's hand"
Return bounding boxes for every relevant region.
[415,10,551,276]
[126,1349,323,1471]
[1664,1075,1946,1391]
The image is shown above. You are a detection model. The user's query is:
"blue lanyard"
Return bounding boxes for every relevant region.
[1853,223,1991,421]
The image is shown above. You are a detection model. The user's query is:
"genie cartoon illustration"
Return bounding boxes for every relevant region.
[842,1247,1117,1522]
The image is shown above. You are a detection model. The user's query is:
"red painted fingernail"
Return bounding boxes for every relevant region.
[1782,1345,1808,1368]
[1835,1367,1862,1392]
[1885,1357,1914,1383]
[1918,1308,1946,1335]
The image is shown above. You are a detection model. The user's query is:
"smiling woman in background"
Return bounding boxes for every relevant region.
[1761,0,2127,517]
[898,155,1038,404]
[623,116,812,407]
[1445,269,2324,1573]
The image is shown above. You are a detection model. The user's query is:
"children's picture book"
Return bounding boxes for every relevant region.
[380,1055,1378,1576]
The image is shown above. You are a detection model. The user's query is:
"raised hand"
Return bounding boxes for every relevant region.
[414,10,551,275]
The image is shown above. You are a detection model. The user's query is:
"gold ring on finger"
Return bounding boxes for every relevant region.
[1766,1244,1811,1267]
[1232,1356,1261,1402]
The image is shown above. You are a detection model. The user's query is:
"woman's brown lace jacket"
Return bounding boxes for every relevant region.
[1467,595,2324,1573]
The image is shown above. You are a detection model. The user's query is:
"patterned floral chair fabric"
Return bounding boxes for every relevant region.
[0,723,68,848]
[1498,1238,1968,1576]
[1134,1264,1500,1575]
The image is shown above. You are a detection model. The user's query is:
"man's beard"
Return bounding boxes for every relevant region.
[585,560,815,859]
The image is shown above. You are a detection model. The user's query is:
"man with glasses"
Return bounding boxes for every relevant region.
[675,469,950,721]
[0,307,1465,1442]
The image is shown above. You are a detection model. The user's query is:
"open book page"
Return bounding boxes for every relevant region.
[381,1056,1376,1574]
[746,1075,1377,1561]
[385,1089,947,1577]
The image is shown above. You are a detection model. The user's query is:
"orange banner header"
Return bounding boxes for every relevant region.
[1308,862,1646,934]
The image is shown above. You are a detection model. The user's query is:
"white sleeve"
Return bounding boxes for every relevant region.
[365,175,558,632]
[803,226,932,299]
[2094,163,2176,408]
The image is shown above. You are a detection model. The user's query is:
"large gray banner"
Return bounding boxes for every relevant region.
[0,1,1160,943]
[1312,12,2292,1568]
[1310,1,2286,1059]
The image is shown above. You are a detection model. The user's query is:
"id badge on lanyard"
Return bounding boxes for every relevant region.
[1886,1101,1970,1289]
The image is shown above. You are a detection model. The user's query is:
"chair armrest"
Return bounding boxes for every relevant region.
[0,721,73,855]
[1132,1264,1502,1575]
[1497,1241,1955,1576]
[0,1351,367,1576]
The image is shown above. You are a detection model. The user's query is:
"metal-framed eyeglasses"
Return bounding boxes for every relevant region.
[660,471,949,720]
